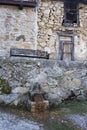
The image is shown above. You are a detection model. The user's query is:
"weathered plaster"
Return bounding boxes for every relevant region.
[0,5,37,57]
[0,1,87,61]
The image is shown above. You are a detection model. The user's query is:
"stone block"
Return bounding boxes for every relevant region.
[30,100,49,113]
[12,87,29,94]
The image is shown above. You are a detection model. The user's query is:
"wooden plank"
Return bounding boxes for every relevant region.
[63,43,71,53]
[0,0,37,8]
[63,0,87,4]
[10,48,49,59]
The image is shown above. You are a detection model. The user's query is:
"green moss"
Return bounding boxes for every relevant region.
[17,101,26,110]
[50,103,59,110]
[45,121,75,130]
[45,101,87,130]
[0,78,12,94]
[1,85,12,94]
[55,101,87,114]
[0,78,7,86]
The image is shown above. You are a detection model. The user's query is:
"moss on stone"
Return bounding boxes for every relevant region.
[0,78,7,86]
[0,78,12,94]
[1,85,12,94]
[17,101,26,110]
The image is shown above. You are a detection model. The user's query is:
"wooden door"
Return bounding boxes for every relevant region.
[63,43,73,61]
[59,42,74,61]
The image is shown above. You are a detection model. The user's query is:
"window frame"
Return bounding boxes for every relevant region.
[63,1,79,27]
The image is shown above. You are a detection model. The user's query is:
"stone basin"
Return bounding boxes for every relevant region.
[31,100,49,113]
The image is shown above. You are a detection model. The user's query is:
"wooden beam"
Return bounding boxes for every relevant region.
[63,0,87,4]
[10,48,49,59]
[0,0,37,9]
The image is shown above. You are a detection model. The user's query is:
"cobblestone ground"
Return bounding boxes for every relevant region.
[0,111,44,130]
[68,114,87,130]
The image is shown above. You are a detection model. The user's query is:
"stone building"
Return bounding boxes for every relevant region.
[0,0,87,61]
[0,0,87,107]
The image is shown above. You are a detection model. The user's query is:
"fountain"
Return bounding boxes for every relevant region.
[28,82,49,113]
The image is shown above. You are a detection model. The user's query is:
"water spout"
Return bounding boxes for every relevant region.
[28,82,49,113]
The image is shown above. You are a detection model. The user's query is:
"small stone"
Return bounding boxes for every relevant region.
[47,29,52,35]
[25,82,30,87]
[76,95,86,101]
[44,10,50,16]
[42,2,49,7]
[12,100,19,106]
[12,87,29,94]
[0,94,20,105]
[49,20,54,25]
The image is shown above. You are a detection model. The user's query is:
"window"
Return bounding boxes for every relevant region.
[63,2,79,27]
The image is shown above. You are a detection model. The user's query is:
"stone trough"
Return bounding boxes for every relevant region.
[28,82,49,113]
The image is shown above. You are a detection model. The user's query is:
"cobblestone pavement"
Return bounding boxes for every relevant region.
[67,114,87,130]
[0,111,44,130]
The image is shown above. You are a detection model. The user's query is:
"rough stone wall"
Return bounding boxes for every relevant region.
[37,0,87,60]
[0,1,87,61]
[0,57,87,105]
[0,5,37,57]
[75,4,87,60]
